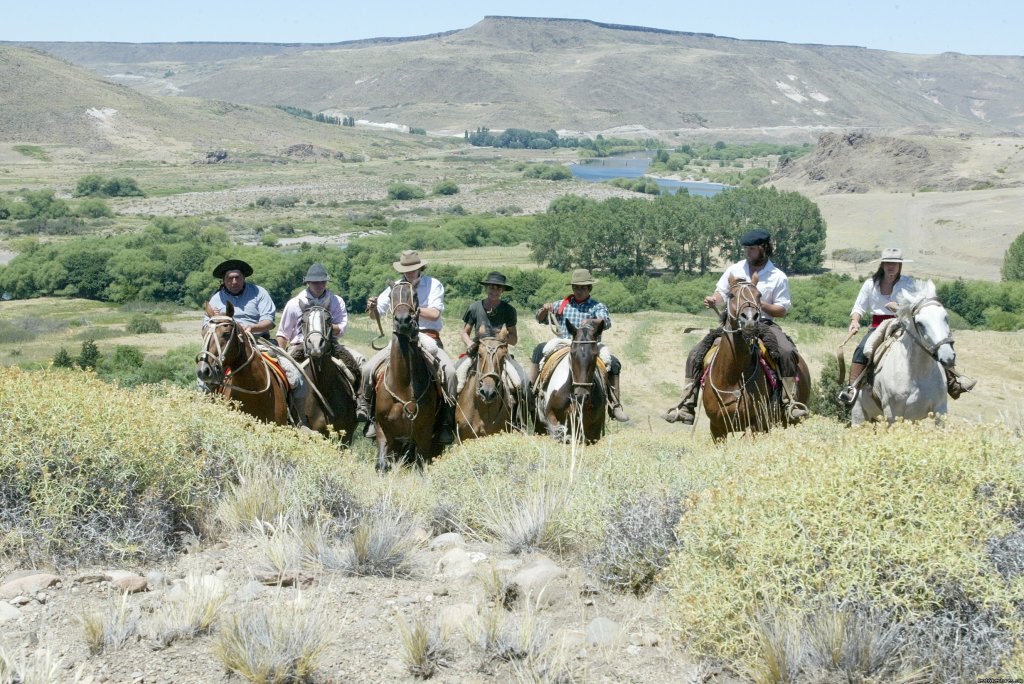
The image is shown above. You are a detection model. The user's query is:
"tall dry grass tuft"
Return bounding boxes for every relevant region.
[148,573,228,648]
[78,593,137,655]
[467,602,546,665]
[339,496,420,577]
[212,598,331,684]
[476,478,568,554]
[0,643,87,684]
[395,613,449,679]
[214,463,302,532]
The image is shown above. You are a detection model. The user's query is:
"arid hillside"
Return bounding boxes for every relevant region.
[11,16,1024,135]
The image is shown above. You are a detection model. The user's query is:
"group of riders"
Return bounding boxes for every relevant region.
[199,228,975,440]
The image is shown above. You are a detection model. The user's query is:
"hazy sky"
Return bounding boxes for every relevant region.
[4,0,1021,56]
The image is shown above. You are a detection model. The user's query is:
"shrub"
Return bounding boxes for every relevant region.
[432,180,460,196]
[387,183,426,200]
[52,347,74,368]
[809,354,851,421]
[76,198,113,218]
[148,574,227,648]
[126,314,163,334]
[77,339,101,370]
[522,164,571,181]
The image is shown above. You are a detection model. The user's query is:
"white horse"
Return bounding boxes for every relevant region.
[852,280,956,425]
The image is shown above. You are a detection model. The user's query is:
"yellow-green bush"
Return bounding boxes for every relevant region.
[662,418,1024,675]
[0,367,383,565]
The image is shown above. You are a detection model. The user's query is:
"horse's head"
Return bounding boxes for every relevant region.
[197,300,245,385]
[301,304,334,360]
[390,280,420,339]
[565,317,604,405]
[726,275,762,337]
[898,279,956,368]
[474,326,509,403]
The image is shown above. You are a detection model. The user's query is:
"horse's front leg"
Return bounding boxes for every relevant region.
[375,428,391,473]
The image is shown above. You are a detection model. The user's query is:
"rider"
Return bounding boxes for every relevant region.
[202,258,309,427]
[457,271,530,422]
[529,268,629,422]
[838,247,976,403]
[356,250,458,444]
[664,229,808,424]
[276,262,367,369]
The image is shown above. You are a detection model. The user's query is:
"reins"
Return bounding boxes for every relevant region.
[902,297,954,359]
[198,316,274,395]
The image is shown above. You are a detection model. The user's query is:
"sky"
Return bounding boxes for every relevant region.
[3,0,1022,56]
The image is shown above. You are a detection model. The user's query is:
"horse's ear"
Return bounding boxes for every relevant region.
[203,300,216,317]
[565,318,577,337]
[923,280,936,299]
[224,300,235,318]
[728,274,738,287]
[594,318,606,335]
[497,325,508,342]
[751,271,759,287]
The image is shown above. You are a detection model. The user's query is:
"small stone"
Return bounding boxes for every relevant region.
[113,576,148,594]
[626,644,641,656]
[104,570,138,583]
[211,541,229,550]
[144,572,167,588]
[435,547,474,580]
[585,616,620,646]
[0,602,20,623]
[429,532,465,551]
[432,586,449,597]
[35,592,47,604]
[10,595,31,606]
[234,580,266,602]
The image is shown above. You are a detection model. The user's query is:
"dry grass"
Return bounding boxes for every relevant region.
[78,593,137,655]
[214,463,303,532]
[395,613,450,679]
[148,573,228,649]
[0,643,87,684]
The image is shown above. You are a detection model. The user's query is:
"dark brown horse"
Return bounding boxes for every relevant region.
[299,304,358,445]
[374,281,440,470]
[704,276,809,441]
[456,327,520,441]
[534,318,606,444]
[196,300,289,425]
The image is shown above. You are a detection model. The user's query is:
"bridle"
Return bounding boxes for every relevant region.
[474,338,509,398]
[302,305,333,359]
[722,280,761,336]
[901,297,955,361]
[569,323,600,403]
[197,316,272,394]
[390,280,420,339]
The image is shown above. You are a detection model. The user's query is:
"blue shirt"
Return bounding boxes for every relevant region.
[205,283,276,328]
[547,296,611,339]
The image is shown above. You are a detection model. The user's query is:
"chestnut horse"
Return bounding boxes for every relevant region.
[534,318,606,444]
[300,304,359,445]
[704,276,809,441]
[456,327,522,441]
[196,300,289,424]
[374,280,441,470]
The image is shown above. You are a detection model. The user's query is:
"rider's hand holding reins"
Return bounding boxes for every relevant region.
[848,316,861,335]
[367,296,379,320]
[536,302,553,323]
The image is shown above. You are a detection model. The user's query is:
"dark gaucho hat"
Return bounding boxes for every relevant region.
[213,259,253,279]
[303,263,330,282]
[479,271,513,290]
[740,229,772,247]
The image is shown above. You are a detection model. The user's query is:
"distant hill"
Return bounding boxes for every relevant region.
[0,45,436,160]
[10,16,1024,135]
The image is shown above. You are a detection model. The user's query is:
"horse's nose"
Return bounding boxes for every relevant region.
[938,346,956,368]
[196,363,211,380]
[479,386,498,402]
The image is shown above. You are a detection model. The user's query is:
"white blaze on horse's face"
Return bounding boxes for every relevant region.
[916,304,956,368]
[304,307,330,359]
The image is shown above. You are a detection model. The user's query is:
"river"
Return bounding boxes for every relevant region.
[569,153,728,197]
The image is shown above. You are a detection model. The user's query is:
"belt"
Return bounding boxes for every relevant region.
[419,329,440,340]
[870,314,895,327]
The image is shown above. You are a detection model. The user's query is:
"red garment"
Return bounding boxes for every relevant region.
[870,314,895,327]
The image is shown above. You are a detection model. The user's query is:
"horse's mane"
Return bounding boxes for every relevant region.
[896,279,938,314]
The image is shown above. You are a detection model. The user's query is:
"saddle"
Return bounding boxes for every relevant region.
[256,346,291,389]
[535,345,607,393]
[700,339,779,388]
[372,351,453,405]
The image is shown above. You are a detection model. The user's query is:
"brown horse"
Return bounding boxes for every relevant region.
[196,300,289,425]
[703,276,809,441]
[456,327,521,441]
[374,280,441,470]
[534,318,606,444]
[299,304,359,445]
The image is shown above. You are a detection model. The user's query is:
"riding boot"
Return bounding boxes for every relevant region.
[438,402,456,445]
[664,381,699,425]
[527,362,539,385]
[357,373,377,438]
[607,373,629,422]
[289,391,309,429]
[838,362,866,405]
[782,378,808,421]
[945,367,977,400]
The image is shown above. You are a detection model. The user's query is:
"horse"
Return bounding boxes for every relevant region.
[852,280,954,425]
[299,304,359,445]
[196,300,290,425]
[703,276,810,441]
[455,327,523,441]
[534,318,607,444]
[373,280,441,470]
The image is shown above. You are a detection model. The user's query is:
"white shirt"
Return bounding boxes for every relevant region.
[277,289,348,346]
[376,275,445,332]
[715,259,791,321]
[851,275,914,319]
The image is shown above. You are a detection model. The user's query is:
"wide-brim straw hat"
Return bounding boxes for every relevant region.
[569,268,597,286]
[213,259,253,278]
[393,250,428,273]
[480,271,513,290]
[303,263,330,282]
[874,247,913,263]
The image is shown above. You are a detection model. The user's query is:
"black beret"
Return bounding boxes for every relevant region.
[212,259,253,278]
[740,229,772,246]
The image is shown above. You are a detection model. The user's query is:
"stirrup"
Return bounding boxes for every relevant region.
[786,401,809,421]
[837,385,857,405]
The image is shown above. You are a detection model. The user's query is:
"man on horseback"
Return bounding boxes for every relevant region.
[528,268,629,422]
[664,229,808,425]
[457,271,530,425]
[202,258,309,427]
[276,262,368,385]
[356,250,458,444]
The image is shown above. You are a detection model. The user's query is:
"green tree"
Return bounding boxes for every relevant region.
[52,347,74,368]
[74,174,106,197]
[432,180,459,196]
[1002,231,1024,281]
[77,339,101,370]
[387,183,425,200]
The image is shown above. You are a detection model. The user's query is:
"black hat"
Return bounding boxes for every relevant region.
[213,259,253,279]
[740,229,772,247]
[303,263,330,282]
[479,271,513,290]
